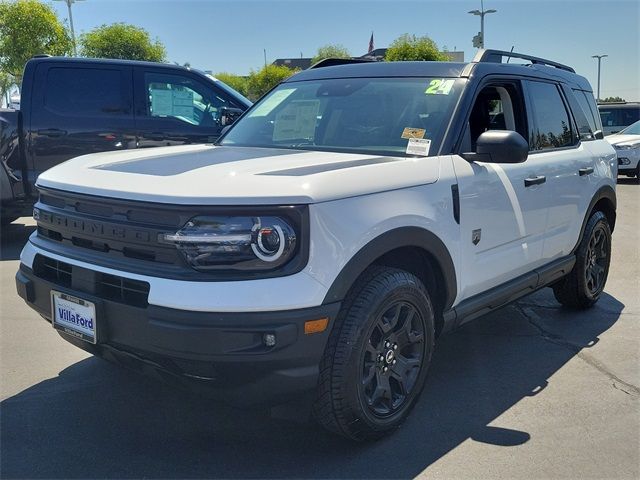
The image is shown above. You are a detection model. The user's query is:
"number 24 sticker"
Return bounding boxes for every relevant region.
[425,79,454,95]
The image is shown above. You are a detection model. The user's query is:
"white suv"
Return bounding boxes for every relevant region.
[16,50,617,440]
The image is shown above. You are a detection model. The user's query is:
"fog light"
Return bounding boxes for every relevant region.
[33,207,40,220]
[619,158,630,165]
[263,333,276,347]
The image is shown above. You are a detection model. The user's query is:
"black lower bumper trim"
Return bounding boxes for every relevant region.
[16,264,340,406]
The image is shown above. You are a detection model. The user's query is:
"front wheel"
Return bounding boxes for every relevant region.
[313,267,435,441]
[553,211,612,309]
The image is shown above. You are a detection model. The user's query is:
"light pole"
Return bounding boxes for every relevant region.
[591,54,608,102]
[469,0,497,48]
[55,0,85,56]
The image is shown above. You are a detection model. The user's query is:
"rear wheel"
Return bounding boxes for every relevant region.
[313,267,435,441]
[553,211,611,309]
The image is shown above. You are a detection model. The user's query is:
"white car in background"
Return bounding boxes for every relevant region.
[606,120,640,182]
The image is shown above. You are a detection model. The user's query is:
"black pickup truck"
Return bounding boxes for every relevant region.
[0,56,252,224]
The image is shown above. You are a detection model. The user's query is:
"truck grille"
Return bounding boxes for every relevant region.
[33,254,150,308]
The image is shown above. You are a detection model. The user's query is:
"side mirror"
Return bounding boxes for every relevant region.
[219,106,244,126]
[461,130,529,164]
[593,129,604,140]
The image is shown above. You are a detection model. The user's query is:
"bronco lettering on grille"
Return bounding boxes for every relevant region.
[38,210,151,243]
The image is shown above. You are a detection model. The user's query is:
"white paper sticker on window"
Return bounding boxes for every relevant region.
[406,138,431,156]
[150,89,173,115]
[273,100,320,141]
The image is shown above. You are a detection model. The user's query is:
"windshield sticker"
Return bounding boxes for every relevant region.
[401,127,426,139]
[250,88,297,117]
[425,79,455,95]
[406,138,431,156]
[272,99,320,142]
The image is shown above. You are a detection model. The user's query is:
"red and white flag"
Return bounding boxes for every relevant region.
[368,32,374,54]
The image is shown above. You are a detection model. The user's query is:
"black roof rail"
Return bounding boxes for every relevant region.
[472,49,575,73]
[309,57,376,69]
[31,54,52,59]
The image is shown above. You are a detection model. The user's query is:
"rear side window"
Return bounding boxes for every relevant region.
[526,81,574,151]
[572,89,599,137]
[44,67,127,116]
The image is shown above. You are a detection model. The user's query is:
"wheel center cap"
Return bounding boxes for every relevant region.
[385,350,395,364]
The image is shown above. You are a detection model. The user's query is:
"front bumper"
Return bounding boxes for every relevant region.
[16,263,340,406]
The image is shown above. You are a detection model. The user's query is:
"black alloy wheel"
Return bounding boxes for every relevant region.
[360,301,426,417]
[313,266,435,441]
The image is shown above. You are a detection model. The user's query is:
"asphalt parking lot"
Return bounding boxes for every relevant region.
[0,180,638,479]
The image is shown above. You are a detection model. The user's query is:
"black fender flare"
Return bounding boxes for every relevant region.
[322,226,457,310]
[572,185,616,253]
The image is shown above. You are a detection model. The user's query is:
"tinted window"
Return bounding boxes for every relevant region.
[144,72,237,127]
[572,89,597,138]
[527,81,574,150]
[44,68,127,116]
[599,106,640,128]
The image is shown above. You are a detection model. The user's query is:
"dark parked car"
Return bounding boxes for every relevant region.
[0,56,251,224]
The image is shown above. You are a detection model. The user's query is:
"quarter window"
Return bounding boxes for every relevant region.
[44,67,127,116]
[527,81,574,151]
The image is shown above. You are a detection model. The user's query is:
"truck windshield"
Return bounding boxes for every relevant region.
[220,77,464,157]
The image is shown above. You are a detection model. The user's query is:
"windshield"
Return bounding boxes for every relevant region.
[619,120,640,135]
[220,77,464,157]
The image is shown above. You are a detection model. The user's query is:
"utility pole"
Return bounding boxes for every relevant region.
[55,0,85,56]
[469,0,497,48]
[591,54,608,102]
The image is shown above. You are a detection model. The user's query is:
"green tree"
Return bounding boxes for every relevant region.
[0,70,15,103]
[601,96,625,103]
[0,0,72,81]
[214,72,249,97]
[385,34,448,62]
[79,23,166,62]
[246,64,298,101]
[311,44,351,65]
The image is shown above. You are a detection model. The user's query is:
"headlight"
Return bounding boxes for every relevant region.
[161,214,299,272]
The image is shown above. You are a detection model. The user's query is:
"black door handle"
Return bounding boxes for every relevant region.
[524,175,546,187]
[37,128,67,137]
[579,167,594,176]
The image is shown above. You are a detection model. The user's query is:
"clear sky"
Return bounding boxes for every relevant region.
[51,0,640,101]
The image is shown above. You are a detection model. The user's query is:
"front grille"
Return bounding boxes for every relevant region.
[99,273,150,307]
[33,256,72,287]
[33,254,150,308]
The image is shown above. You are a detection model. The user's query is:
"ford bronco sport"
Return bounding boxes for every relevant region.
[16,50,617,440]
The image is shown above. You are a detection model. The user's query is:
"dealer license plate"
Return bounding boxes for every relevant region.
[51,291,97,344]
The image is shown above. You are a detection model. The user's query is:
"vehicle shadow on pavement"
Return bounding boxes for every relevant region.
[0,290,624,479]
[0,220,35,261]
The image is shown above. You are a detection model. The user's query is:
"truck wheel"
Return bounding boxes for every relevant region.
[313,266,435,441]
[553,211,611,309]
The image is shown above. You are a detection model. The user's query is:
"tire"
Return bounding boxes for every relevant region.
[553,211,611,309]
[313,266,435,441]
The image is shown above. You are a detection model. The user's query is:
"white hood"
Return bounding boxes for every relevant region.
[606,134,640,147]
[36,144,440,205]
